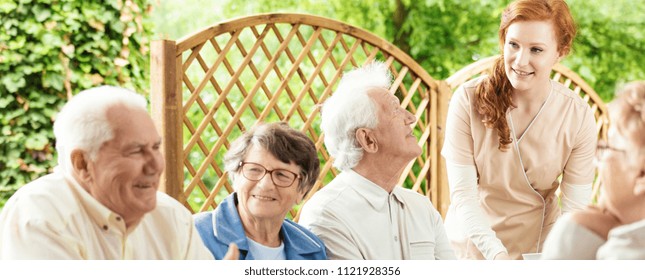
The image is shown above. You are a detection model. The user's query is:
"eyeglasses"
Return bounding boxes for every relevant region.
[238,162,300,188]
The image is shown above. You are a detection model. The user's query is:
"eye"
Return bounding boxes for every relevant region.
[508,41,519,48]
[275,170,294,180]
[530,47,543,53]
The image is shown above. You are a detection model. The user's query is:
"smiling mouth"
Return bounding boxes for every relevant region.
[252,194,276,201]
[513,69,534,76]
[134,183,153,189]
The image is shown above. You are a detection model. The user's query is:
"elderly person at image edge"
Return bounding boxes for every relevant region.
[194,122,326,260]
[0,86,215,259]
[298,62,455,260]
[541,81,645,259]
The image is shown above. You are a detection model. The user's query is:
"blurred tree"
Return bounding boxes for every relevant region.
[153,0,643,100]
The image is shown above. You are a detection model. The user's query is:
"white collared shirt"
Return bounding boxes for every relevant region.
[0,168,213,260]
[298,170,456,260]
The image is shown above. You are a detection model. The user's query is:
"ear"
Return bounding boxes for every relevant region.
[70,149,92,183]
[355,128,378,154]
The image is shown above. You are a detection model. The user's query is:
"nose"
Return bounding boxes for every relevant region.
[143,151,164,175]
[404,109,416,126]
[514,49,529,67]
[255,172,276,190]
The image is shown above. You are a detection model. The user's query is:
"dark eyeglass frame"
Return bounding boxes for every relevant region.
[238,162,301,188]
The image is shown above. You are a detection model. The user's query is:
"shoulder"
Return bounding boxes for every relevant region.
[452,77,483,103]
[154,192,191,216]
[2,173,80,224]
[571,207,619,239]
[551,81,593,111]
[396,187,438,212]
[147,192,194,226]
[302,176,355,212]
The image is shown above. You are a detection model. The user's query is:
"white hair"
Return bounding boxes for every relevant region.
[53,86,148,173]
[320,61,392,171]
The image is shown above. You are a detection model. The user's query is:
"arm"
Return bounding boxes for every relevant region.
[429,206,457,260]
[441,84,507,260]
[561,106,597,209]
[560,182,592,214]
[446,161,508,260]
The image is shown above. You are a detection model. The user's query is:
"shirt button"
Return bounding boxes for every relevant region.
[394,236,398,242]
[116,216,122,221]
[103,225,108,231]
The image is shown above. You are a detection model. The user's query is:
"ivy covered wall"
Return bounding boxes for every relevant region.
[0,0,153,207]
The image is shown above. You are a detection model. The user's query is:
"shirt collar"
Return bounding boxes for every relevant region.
[343,169,406,210]
[213,193,250,251]
[281,220,325,257]
[213,193,324,258]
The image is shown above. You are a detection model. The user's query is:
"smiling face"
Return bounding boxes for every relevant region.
[504,20,562,95]
[83,105,164,225]
[368,88,421,164]
[234,144,305,224]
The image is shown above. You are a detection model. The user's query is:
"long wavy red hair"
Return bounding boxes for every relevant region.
[474,0,576,150]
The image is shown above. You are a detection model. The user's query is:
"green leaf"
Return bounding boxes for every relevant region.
[32,4,52,22]
[24,133,49,150]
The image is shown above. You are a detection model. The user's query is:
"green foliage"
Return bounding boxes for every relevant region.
[0,0,153,208]
[155,0,643,102]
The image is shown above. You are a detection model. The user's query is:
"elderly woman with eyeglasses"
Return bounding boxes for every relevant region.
[541,81,645,259]
[194,122,326,260]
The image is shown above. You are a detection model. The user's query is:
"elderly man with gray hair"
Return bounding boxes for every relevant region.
[0,86,227,259]
[298,61,455,260]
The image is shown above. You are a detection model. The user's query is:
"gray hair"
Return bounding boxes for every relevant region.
[53,86,148,173]
[224,122,320,196]
[320,61,392,171]
[609,81,645,147]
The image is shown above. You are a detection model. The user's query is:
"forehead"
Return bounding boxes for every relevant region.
[506,20,557,45]
[368,87,398,106]
[243,144,299,169]
[105,104,160,145]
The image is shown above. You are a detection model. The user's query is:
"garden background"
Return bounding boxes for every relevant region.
[1,0,643,210]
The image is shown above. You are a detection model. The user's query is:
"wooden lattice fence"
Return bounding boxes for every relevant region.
[150,13,452,219]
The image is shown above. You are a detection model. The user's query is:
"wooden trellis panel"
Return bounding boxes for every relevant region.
[446,55,609,202]
[150,13,452,219]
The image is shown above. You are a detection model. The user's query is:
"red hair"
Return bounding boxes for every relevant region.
[474,0,577,150]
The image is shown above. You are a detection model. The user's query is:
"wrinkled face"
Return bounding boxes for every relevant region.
[598,128,645,210]
[85,105,164,222]
[504,20,561,94]
[235,145,304,223]
[368,88,421,163]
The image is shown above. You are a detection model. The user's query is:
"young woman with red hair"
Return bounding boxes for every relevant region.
[442,0,597,260]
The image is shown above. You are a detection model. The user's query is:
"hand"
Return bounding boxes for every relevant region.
[493,252,511,260]
[223,243,239,260]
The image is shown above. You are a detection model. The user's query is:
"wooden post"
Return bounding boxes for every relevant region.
[436,80,452,218]
[150,40,184,202]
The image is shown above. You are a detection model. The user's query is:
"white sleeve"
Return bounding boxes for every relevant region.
[560,181,592,214]
[446,160,507,260]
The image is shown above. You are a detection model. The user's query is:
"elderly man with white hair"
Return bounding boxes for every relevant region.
[298,62,455,260]
[0,86,227,259]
